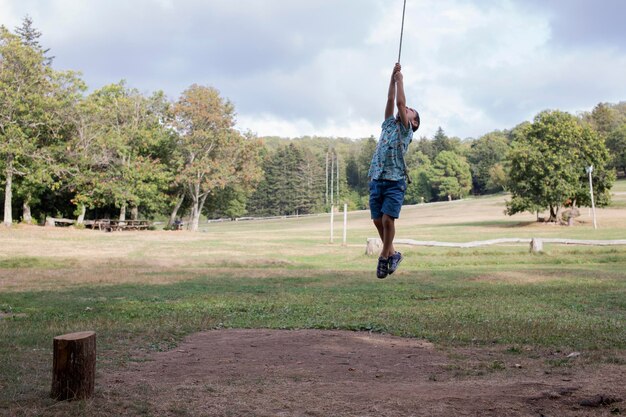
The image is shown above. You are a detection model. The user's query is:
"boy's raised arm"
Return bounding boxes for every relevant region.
[384,63,401,120]
[395,68,409,129]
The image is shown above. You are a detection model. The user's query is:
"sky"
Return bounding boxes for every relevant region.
[1,0,625,140]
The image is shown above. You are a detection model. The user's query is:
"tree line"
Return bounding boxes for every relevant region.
[1,19,262,231]
[1,19,624,229]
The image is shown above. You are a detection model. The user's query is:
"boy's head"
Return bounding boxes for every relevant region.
[398,107,420,132]
[408,107,420,132]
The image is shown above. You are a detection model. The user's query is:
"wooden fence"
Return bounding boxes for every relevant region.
[365,237,626,255]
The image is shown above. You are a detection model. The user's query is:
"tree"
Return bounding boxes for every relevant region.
[203,186,248,220]
[582,101,626,177]
[345,153,360,192]
[0,26,56,226]
[487,163,508,192]
[248,144,323,216]
[10,19,85,224]
[246,155,273,217]
[14,15,53,65]
[586,103,622,138]
[432,127,462,156]
[299,146,325,212]
[19,69,86,223]
[606,124,626,175]
[467,131,510,194]
[415,136,436,161]
[429,151,472,200]
[508,121,532,143]
[356,135,377,194]
[506,110,615,222]
[405,151,433,204]
[63,83,172,222]
[173,85,262,231]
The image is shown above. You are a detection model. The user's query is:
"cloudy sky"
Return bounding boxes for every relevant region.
[1,0,625,139]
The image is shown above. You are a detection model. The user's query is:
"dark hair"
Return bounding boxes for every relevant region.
[412,109,420,132]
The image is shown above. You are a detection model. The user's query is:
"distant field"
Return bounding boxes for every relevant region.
[1,193,625,415]
[613,177,626,192]
[612,178,626,208]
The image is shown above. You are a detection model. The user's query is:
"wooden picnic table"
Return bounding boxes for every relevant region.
[94,219,151,232]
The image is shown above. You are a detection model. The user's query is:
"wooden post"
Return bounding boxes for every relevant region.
[336,152,340,200]
[51,331,96,400]
[342,204,347,246]
[325,152,329,205]
[330,154,334,207]
[530,238,543,254]
[366,238,383,255]
[587,166,597,230]
[329,206,334,243]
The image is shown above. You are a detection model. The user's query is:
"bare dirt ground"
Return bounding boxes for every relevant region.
[102,330,625,417]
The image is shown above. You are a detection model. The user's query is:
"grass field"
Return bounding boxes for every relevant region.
[613,178,626,192]
[1,185,625,415]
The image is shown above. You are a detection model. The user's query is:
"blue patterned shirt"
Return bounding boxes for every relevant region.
[368,116,413,180]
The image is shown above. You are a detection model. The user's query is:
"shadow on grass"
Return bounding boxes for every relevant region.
[0,256,78,269]
[440,220,537,228]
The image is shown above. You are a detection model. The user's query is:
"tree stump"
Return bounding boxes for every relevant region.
[365,238,383,255]
[530,238,543,253]
[51,331,96,400]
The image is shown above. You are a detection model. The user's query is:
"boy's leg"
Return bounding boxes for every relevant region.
[373,217,390,278]
[381,214,395,258]
[373,218,384,240]
[370,180,389,258]
[381,180,406,274]
[374,216,395,258]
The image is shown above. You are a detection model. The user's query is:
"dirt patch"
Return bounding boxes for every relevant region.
[101,330,625,416]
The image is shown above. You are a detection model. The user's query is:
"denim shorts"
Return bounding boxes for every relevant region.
[369,178,407,219]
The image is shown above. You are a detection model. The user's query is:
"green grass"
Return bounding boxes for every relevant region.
[0,256,76,269]
[3,267,623,349]
[2,268,625,406]
[610,178,626,208]
[1,194,625,413]
[612,178,626,192]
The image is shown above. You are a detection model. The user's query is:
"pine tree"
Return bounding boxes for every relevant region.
[15,16,53,65]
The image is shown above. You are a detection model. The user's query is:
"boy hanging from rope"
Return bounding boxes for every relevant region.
[368,63,420,279]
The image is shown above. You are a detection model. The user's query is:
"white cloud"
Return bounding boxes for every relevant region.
[1,0,625,140]
[237,113,380,139]
[0,0,21,28]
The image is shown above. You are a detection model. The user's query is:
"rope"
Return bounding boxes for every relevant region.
[398,0,407,63]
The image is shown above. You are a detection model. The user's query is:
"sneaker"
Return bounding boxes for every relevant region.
[376,256,389,279]
[388,251,403,274]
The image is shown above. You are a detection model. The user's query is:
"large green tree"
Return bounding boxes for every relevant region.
[0,25,80,226]
[173,84,262,231]
[64,83,172,222]
[18,69,85,223]
[1,27,40,225]
[506,110,615,222]
[428,151,472,200]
